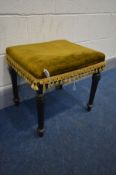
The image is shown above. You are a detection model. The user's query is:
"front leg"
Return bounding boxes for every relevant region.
[87,72,101,111]
[9,66,20,106]
[36,85,45,137]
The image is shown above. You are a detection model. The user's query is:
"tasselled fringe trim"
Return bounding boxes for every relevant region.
[6,55,105,92]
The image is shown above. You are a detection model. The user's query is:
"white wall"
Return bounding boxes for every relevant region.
[0,0,116,108]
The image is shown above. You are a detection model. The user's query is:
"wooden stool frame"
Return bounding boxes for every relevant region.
[9,66,101,137]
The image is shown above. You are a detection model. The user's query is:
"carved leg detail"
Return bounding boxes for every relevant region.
[9,67,20,106]
[87,72,101,111]
[36,85,44,137]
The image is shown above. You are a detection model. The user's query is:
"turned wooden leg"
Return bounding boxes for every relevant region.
[87,72,101,111]
[9,66,20,106]
[36,85,45,137]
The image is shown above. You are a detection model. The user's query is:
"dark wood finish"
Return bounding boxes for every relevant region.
[8,65,102,137]
[87,72,101,111]
[9,67,20,106]
[36,85,45,137]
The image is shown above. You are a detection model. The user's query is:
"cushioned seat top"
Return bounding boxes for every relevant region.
[6,40,105,79]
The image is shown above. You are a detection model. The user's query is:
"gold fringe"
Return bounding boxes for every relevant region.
[6,55,106,91]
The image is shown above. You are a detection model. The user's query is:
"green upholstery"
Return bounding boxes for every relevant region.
[6,40,105,79]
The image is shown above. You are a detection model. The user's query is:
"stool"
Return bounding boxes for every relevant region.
[6,40,105,137]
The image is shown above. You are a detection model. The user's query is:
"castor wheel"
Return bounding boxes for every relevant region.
[13,98,20,106]
[37,128,44,137]
[87,104,93,112]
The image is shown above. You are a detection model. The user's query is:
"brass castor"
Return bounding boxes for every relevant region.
[13,98,20,106]
[37,128,44,137]
[87,104,93,112]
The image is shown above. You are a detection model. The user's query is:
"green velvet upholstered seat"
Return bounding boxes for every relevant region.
[6,40,105,80]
